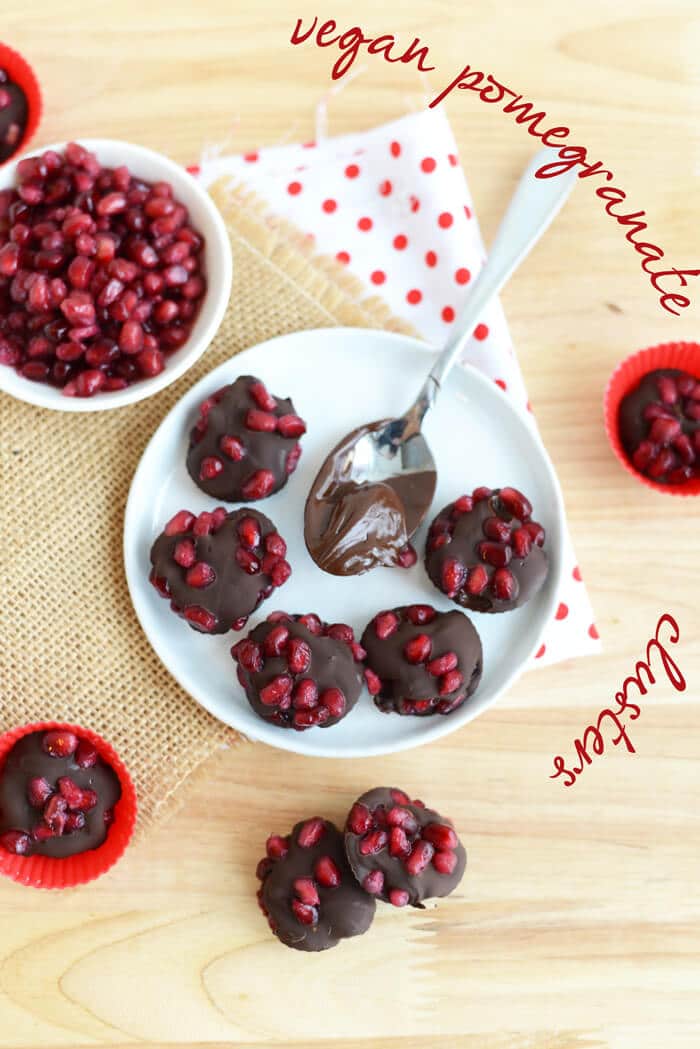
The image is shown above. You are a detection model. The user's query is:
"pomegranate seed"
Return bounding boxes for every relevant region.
[260,675,293,706]
[472,486,492,502]
[242,469,275,500]
[441,558,466,596]
[364,668,382,695]
[374,611,399,639]
[405,605,436,625]
[172,539,196,568]
[404,633,432,664]
[524,521,545,546]
[677,374,695,396]
[405,840,434,875]
[643,402,673,422]
[359,829,388,855]
[423,823,458,850]
[347,803,373,835]
[389,826,411,857]
[233,639,263,672]
[287,637,311,674]
[42,730,78,758]
[291,900,318,925]
[512,527,532,559]
[58,777,97,811]
[397,543,417,568]
[44,794,68,833]
[648,448,676,478]
[293,678,319,709]
[427,652,458,676]
[164,510,194,536]
[137,348,165,377]
[32,825,57,842]
[150,571,170,597]
[0,830,31,855]
[266,834,289,859]
[386,807,419,833]
[27,777,53,808]
[293,877,320,906]
[390,789,411,805]
[389,888,410,907]
[674,434,695,465]
[298,817,325,848]
[433,850,458,875]
[327,623,354,643]
[183,605,218,631]
[97,192,127,216]
[478,541,512,567]
[483,517,512,543]
[185,561,216,588]
[439,670,464,695]
[492,567,518,601]
[256,857,273,881]
[454,494,474,513]
[320,687,346,717]
[75,740,98,768]
[650,417,682,444]
[270,559,291,587]
[297,612,321,634]
[246,409,277,432]
[293,707,330,728]
[265,533,287,558]
[249,380,277,411]
[264,624,290,656]
[286,444,302,474]
[685,402,700,422]
[668,466,692,483]
[277,414,307,438]
[362,870,385,894]
[656,375,678,404]
[220,435,244,460]
[314,856,341,887]
[235,547,261,574]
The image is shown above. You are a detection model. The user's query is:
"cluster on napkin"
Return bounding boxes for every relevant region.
[196,107,600,666]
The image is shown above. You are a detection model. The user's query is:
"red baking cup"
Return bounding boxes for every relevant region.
[0,41,42,164]
[0,722,137,889]
[604,341,700,497]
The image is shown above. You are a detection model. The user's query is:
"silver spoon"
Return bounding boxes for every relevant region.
[304,148,578,575]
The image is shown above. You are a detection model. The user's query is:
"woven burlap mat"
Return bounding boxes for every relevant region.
[0,179,417,830]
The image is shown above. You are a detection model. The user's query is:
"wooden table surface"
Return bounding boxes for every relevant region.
[1,2,699,1047]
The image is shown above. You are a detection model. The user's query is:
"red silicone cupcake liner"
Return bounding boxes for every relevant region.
[0,721,137,889]
[0,41,42,164]
[604,341,700,497]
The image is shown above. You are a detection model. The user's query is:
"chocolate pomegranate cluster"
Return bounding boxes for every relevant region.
[0,142,206,395]
[618,368,700,485]
[0,729,121,859]
[425,486,549,613]
[256,787,466,950]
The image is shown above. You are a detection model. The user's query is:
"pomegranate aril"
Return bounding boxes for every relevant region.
[249,380,276,411]
[246,409,277,432]
[44,794,68,833]
[427,651,458,676]
[677,374,695,396]
[265,532,287,558]
[185,561,216,588]
[183,605,218,632]
[483,516,512,543]
[164,509,195,535]
[668,466,692,484]
[220,434,244,461]
[512,527,532,559]
[524,521,545,546]
[389,826,411,857]
[685,401,700,422]
[673,434,695,465]
[27,776,53,808]
[492,567,518,601]
[242,470,275,500]
[287,637,312,674]
[422,823,458,850]
[293,877,320,906]
[277,414,306,438]
[42,730,78,758]
[266,834,290,859]
[314,855,341,887]
[286,444,302,474]
[58,777,98,811]
[643,402,672,422]
[264,624,290,656]
[270,559,291,587]
[454,494,473,513]
[291,900,318,926]
[347,802,373,835]
[75,739,98,768]
[298,817,325,848]
[374,611,399,639]
[656,375,678,404]
[405,840,434,875]
[648,448,676,478]
[478,541,512,568]
[0,830,31,855]
[498,486,532,519]
[389,888,410,907]
[320,687,346,718]
[364,668,382,696]
[650,417,682,444]
[397,544,418,568]
[439,670,464,695]
[404,633,432,664]
[442,558,466,596]
[363,870,385,894]
[327,623,354,644]
[260,675,293,706]
[359,829,388,855]
[235,547,261,574]
[472,486,492,502]
[293,678,319,710]
[433,850,458,875]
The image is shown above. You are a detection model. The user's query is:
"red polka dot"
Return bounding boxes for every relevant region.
[287,181,302,195]
[464,205,472,219]
[495,379,507,391]
[409,195,420,213]
[186,164,201,176]
[393,234,408,250]
[370,270,386,285]
[425,251,438,267]
[535,644,546,659]
[572,566,582,582]
[390,141,401,157]
[438,212,453,229]
[448,153,458,166]
[555,603,569,621]
[303,141,316,149]
[474,323,489,341]
[441,306,455,322]
[379,179,392,196]
[336,251,350,265]
[243,152,259,163]
[455,267,471,285]
[358,216,373,232]
[406,289,422,305]
[526,401,533,413]
[421,157,436,173]
[322,199,337,213]
[589,624,600,640]
[345,163,360,179]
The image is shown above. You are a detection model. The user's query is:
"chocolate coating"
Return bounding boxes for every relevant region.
[344,787,466,907]
[232,614,364,730]
[0,71,28,163]
[257,818,376,951]
[361,606,482,716]
[618,368,700,484]
[425,488,548,614]
[186,375,304,502]
[0,731,121,858]
[304,421,436,576]
[150,507,290,635]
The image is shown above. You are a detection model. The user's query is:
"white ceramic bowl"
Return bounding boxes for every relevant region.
[0,138,232,411]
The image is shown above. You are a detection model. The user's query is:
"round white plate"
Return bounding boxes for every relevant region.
[124,327,565,758]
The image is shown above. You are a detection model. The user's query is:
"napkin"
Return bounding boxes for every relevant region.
[196,107,600,666]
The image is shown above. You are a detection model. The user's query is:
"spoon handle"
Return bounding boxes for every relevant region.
[410,147,578,420]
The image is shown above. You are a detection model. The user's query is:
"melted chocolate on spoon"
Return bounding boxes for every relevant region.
[304,422,437,576]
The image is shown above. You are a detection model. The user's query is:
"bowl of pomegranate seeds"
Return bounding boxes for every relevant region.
[605,342,700,496]
[0,721,137,888]
[0,139,232,410]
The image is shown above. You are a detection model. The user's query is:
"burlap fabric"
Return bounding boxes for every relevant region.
[0,180,417,829]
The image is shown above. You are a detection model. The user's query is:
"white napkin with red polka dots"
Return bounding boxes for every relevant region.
[195,107,600,666]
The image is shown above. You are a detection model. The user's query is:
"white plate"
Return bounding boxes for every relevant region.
[124,328,565,758]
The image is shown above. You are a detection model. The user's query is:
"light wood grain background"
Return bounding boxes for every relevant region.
[1,2,699,1047]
